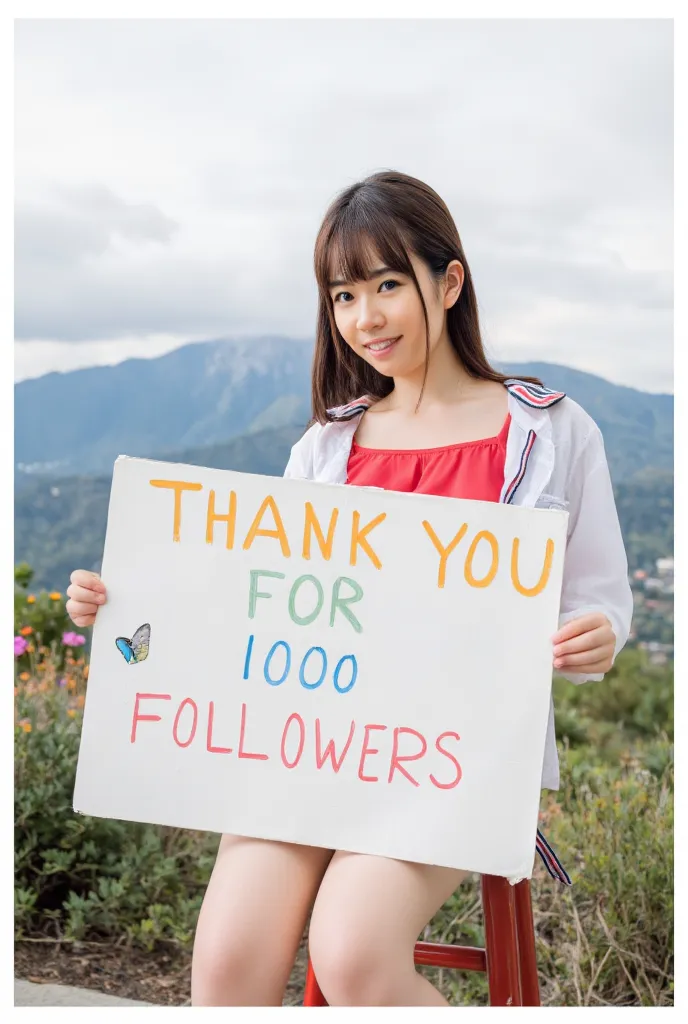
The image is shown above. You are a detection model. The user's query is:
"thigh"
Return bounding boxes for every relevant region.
[192,833,334,1005]
[309,849,470,965]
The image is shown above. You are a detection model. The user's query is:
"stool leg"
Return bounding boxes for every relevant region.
[514,879,540,1006]
[303,956,328,1007]
[481,874,523,1006]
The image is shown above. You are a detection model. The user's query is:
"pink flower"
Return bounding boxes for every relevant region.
[14,636,29,657]
[62,632,86,647]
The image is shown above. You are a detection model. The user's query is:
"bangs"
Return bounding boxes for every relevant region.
[318,205,415,292]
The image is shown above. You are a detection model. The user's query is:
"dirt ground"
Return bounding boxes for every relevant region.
[14,932,310,1007]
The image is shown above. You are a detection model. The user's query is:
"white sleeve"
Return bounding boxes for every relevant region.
[557,425,634,685]
[282,422,321,480]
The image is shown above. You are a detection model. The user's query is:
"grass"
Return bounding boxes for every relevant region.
[14,644,673,1006]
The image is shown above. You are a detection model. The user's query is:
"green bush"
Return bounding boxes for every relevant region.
[419,649,674,1006]
[15,646,673,1005]
[15,678,218,951]
[552,648,673,764]
[539,746,673,1006]
[14,563,76,672]
[420,737,673,1006]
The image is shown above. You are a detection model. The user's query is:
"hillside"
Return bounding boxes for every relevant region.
[14,428,673,593]
[15,336,313,476]
[15,339,672,483]
[15,340,673,590]
[15,424,303,590]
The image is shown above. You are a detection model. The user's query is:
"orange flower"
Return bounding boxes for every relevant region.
[67,709,77,718]
[76,694,85,709]
[19,626,33,636]
[67,678,76,691]
[20,720,32,733]
[27,644,34,653]
[27,595,36,604]
[19,672,30,682]
[83,665,89,679]
[49,592,62,601]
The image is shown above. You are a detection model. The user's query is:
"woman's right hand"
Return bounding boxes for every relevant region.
[66,570,108,627]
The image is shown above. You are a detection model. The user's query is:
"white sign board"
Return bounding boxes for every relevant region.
[73,455,567,882]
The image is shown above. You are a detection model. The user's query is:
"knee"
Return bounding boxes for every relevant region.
[192,933,282,1006]
[191,935,249,1004]
[308,922,408,1007]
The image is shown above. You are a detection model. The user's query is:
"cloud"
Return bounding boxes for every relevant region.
[15,185,178,269]
[13,18,673,391]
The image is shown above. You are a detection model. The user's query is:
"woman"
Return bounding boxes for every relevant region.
[66,170,633,1007]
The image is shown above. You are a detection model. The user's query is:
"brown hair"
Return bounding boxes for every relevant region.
[311,169,542,423]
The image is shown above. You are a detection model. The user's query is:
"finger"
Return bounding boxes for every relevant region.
[70,569,106,594]
[66,583,106,605]
[66,599,99,621]
[555,657,612,675]
[553,625,611,657]
[551,613,606,644]
[554,645,614,668]
[68,612,97,628]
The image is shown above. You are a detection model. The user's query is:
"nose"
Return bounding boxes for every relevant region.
[355,295,384,334]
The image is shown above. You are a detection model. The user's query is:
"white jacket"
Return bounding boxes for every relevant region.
[283,379,634,790]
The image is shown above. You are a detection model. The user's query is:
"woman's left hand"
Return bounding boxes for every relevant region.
[551,612,616,674]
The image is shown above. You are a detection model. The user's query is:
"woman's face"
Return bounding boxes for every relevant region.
[328,247,462,378]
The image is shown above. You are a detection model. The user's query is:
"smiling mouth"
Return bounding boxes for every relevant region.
[364,336,401,353]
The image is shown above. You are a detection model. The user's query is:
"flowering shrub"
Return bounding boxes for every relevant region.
[13,596,673,1004]
[14,563,81,672]
[62,631,86,647]
[14,644,218,952]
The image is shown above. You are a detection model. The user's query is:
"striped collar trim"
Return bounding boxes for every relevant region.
[502,428,536,505]
[504,379,566,409]
[327,379,566,420]
[326,395,374,420]
[536,828,573,885]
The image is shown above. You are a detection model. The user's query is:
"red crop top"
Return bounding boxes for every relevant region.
[346,412,511,502]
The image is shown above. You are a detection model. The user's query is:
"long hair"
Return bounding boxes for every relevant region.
[311,170,542,423]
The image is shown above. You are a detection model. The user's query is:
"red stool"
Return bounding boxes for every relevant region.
[302,875,540,1007]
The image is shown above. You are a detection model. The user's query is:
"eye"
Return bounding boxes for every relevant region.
[333,279,400,304]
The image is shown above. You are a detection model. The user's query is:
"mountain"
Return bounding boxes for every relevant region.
[14,429,673,594]
[495,361,673,484]
[15,338,672,484]
[14,339,673,590]
[14,424,305,591]
[15,336,313,477]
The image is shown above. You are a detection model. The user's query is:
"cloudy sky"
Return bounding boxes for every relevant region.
[15,18,673,391]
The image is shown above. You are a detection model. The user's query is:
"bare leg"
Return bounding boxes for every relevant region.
[191,833,334,1006]
[308,850,470,1006]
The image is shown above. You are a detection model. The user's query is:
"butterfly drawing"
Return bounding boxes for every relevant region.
[115,623,151,665]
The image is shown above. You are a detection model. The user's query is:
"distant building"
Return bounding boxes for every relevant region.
[638,640,674,665]
[645,641,674,654]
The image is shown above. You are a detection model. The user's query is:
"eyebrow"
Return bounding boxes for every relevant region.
[328,266,398,289]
